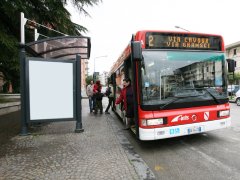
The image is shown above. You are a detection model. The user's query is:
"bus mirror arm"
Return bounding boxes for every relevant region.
[132,41,142,61]
[227,59,236,73]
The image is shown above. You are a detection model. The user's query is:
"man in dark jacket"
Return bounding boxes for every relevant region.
[115,78,134,129]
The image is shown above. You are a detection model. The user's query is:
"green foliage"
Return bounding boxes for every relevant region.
[85,75,93,85]
[0,0,101,92]
[235,72,240,79]
[228,72,240,85]
[228,72,240,80]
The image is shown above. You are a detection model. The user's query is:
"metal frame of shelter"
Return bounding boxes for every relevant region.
[19,13,91,135]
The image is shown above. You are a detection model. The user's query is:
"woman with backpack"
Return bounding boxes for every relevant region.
[105,81,114,114]
[93,80,104,114]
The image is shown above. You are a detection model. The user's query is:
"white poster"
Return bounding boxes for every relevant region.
[29,60,74,120]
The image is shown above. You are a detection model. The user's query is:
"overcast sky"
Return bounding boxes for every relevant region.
[67,0,240,74]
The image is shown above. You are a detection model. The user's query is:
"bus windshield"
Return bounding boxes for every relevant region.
[141,50,228,107]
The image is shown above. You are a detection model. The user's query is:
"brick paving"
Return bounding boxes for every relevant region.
[0,98,139,180]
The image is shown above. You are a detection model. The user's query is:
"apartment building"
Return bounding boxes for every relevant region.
[225,41,240,73]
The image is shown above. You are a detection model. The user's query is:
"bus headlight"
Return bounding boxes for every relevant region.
[218,110,230,117]
[142,118,164,126]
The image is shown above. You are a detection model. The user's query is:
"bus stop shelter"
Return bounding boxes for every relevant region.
[19,36,91,135]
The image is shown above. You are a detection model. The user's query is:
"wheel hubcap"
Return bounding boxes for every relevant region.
[237,99,240,106]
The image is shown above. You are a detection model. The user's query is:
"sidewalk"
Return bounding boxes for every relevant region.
[0,98,154,180]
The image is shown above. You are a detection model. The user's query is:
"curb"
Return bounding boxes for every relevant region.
[107,114,156,180]
[0,102,21,116]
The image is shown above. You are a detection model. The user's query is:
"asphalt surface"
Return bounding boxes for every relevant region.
[121,103,240,180]
[0,110,20,146]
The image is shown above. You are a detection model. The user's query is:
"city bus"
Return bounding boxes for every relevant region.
[109,30,231,140]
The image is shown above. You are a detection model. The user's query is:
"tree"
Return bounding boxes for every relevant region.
[0,0,101,92]
[228,72,240,85]
[85,75,93,86]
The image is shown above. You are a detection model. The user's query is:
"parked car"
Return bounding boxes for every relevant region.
[228,85,240,96]
[230,89,240,106]
[236,89,240,106]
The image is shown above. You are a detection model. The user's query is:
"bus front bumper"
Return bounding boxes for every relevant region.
[139,117,231,141]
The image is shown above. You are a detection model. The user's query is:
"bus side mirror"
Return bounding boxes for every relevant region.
[227,59,236,72]
[132,41,142,61]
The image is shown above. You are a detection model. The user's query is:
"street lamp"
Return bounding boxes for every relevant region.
[93,55,107,82]
[175,26,190,32]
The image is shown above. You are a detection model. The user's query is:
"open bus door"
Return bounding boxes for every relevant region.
[131,41,142,137]
[110,73,116,111]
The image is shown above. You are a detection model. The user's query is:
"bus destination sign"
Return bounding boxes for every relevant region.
[146,33,222,51]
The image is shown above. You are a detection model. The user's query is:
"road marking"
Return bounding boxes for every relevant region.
[180,141,240,178]
[154,165,164,171]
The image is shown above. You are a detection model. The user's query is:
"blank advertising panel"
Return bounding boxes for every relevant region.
[28,59,74,121]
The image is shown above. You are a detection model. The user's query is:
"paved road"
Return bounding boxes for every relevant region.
[118,103,240,180]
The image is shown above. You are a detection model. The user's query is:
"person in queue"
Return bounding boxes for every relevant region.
[93,80,103,114]
[105,81,114,114]
[86,80,94,113]
[115,78,134,130]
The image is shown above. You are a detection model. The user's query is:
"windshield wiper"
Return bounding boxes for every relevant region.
[181,87,220,104]
[199,88,220,104]
[159,94,201,110]
[159,88,221,110]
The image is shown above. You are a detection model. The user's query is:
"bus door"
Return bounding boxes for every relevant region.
[110,73,116,110]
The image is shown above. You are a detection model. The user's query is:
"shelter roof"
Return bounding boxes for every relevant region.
[25,36,91,60]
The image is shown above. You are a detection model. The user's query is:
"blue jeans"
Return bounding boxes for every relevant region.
[88,96,94,112]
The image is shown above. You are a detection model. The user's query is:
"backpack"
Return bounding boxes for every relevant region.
[96,92,104,100]
[105,87,112,96]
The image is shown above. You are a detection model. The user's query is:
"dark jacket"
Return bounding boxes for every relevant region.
[115,85,133,111]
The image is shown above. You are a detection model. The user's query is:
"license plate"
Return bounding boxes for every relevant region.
[186,126,204,134]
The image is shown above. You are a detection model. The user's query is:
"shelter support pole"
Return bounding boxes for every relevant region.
[19,44,28,135]
[75,54,84,133]
[19,12,28,135]
[20,12,27,44]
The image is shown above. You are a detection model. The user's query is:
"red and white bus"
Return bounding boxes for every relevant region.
[109,30,231,140]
